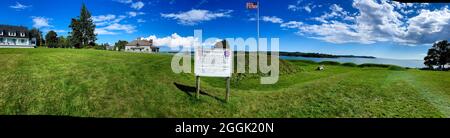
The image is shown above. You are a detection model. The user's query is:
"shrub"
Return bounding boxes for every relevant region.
[388,65,406,71]
[357,63,391,68]
[341,62,357,67]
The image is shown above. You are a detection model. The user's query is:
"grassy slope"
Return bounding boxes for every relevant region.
[0,48,449,118]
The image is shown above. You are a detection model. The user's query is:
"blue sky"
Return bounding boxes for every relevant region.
[1,0,449,59]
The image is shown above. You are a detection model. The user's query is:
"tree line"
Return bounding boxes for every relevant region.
[29,4,105,49]
[424,40,450,71]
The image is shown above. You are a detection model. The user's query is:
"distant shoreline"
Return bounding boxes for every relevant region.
[166,51,376,59]
[279,52,376,59]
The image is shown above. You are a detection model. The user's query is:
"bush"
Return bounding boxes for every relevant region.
[388,65,406,71]
[318,61,341,65]
[358,63,391,68]
[341,62,357,67]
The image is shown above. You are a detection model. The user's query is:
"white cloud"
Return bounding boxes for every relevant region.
[32,16,51,28]
[9,2,31,10]
[93,14,136,35]
[270,0,450,45]
[92,14,127,27]
[288,5,301,11]
[304,5,312,13]
[288,2,314,13]
[141,33,199,48]
[262,16,283,24]
[131,1,144,10]
[95,28,118,35]
[92,14,116,22]
[114,0,132,4]
[405,7,450,44]
[314,4,353,23]
[127,11,145,17]
[280,21,303,29]
[161,9,233,25]
[103,23,136,33]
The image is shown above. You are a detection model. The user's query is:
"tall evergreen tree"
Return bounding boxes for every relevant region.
[69,18,83,48]
[79,3,96,47]
[68,3,96,48]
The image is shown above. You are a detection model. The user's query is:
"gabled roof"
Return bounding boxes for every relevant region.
[126,39,153,46]
[0,25,29,38]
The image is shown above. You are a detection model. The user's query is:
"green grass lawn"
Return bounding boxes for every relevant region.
[1,48,449,118]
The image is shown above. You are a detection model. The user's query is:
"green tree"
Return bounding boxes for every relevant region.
[424,40,450,70]
[114,40,128,51]
[79,3,96,47]
[57,36,69,48]
[45,30,58,48]
[424,48,438,69]
[29,28,44,47]
[69,18,83,48]
[69,4,96,48]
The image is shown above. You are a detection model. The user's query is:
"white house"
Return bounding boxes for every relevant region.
[125,39,159,53]
[0,25,35,48]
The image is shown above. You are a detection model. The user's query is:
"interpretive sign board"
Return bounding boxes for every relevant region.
[195,48,232,77]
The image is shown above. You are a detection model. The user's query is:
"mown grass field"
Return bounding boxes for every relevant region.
[0,48,449,118]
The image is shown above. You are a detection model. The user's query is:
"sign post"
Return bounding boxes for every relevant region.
[195,46,233,102]
[196,76,200,99]
[226,77,230,102]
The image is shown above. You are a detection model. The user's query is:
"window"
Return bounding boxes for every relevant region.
[0,38,4,43]
[21,39,26,43]
[0,31,3,36]
[8,32,16,36]
[20,33,25,37]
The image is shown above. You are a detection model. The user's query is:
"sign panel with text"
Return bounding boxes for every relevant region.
[195,48,232,77]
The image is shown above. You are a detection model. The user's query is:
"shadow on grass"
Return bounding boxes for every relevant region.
[173,82,226,103]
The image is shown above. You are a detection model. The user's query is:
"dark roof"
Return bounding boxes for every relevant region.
[126,39,153,46]
[0,24,29,38]
[126,39,159,49]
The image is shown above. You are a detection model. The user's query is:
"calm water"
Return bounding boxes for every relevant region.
[280,56,425,68]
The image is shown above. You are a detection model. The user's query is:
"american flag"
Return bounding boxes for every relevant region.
[246,2,258,9]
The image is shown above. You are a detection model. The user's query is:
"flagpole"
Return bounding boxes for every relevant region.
[257,0,260,52]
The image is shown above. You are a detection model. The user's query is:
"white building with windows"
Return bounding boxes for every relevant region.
[125,39,159,53]
[0,25,35,48]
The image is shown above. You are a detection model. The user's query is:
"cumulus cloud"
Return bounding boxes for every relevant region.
[268,0,449,45]
[262,16,283,24]
[314,4,353,23]
[131,1,144,10]
[31,16,51,28]
[288,1,315,13]
[92,14,116,22]
[127,11,145,17]
[95,28,118,35]
[405,7,450,44]
[114,0,132,4]
[9,2,31,10]
[103,23,136,34]
[141,33,199,48]
[161,9,233,25]
[93,14,135,35]
[280,21,303,29]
